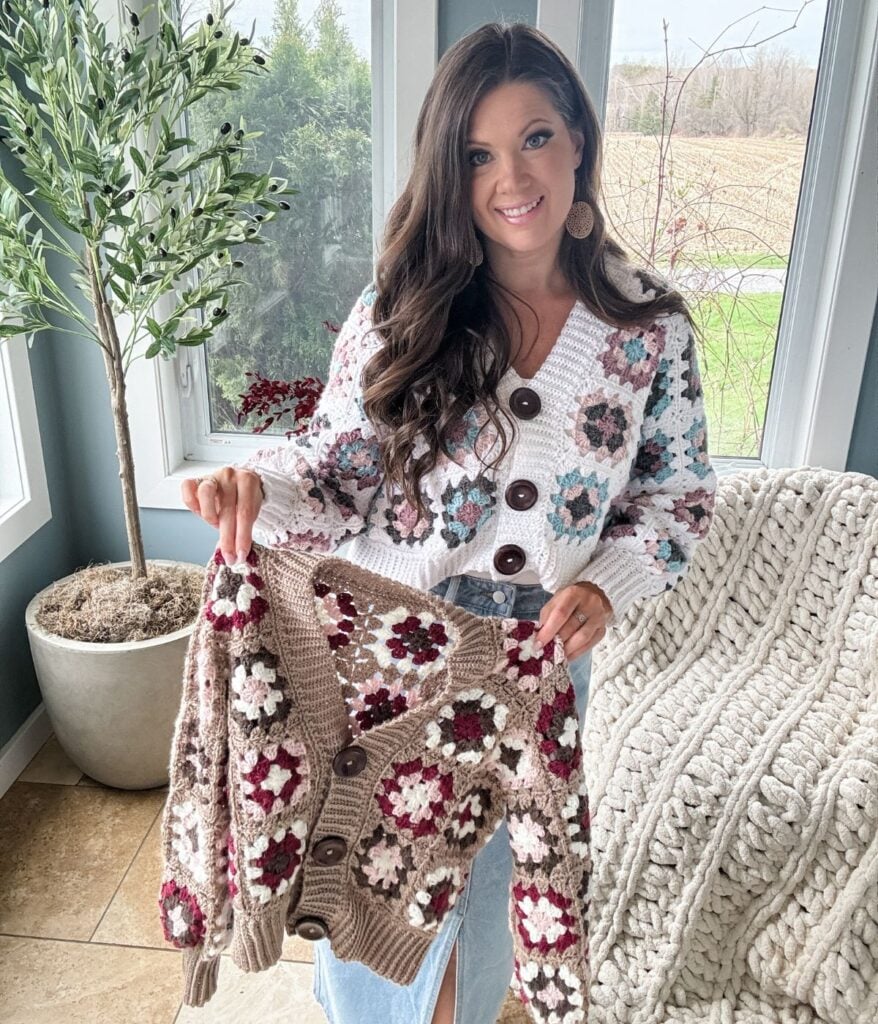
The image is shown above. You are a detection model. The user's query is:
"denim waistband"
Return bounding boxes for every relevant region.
[429,573,552,621]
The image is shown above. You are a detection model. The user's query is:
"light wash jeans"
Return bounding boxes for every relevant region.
[310,571,593,1024]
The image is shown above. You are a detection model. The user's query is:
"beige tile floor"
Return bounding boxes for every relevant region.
[0,733,529,1024]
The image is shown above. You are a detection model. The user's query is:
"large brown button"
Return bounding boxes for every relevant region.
[312,836,347,865]
[509,386,541,419]
[332,744,368,777]
[505,479,538,510]
[294,916,329,940]
[494,544,527,575]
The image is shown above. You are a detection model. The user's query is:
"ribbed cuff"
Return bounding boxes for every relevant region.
[181,948,221,1007]
[229,907,286,974]
[577,545,661,626]
[234,462,300,547]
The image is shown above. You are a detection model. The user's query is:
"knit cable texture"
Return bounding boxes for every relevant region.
[157,545,594,1020]
[582,465,878,1024]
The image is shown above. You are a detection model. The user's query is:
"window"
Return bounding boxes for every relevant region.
[539,0,878,474]
[127,0,438,509]
[0,328,51,562]
[129,0,875,510]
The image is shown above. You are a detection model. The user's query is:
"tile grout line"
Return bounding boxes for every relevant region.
[87,797,167,943]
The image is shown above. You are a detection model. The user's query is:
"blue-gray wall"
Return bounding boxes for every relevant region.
[1,0,875,750]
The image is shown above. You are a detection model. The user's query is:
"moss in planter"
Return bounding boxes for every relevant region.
[34,562,207,643]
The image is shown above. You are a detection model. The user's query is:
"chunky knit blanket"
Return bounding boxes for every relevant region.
[581,465,878,1024]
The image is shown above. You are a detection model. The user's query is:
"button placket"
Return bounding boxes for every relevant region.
[492,385,542,577]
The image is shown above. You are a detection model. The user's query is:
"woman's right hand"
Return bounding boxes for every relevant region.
[181,467,265,566]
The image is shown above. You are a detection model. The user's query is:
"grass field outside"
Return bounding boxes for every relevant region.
[598,134,804,459]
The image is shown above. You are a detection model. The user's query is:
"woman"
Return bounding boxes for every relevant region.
[182,20,717,1024]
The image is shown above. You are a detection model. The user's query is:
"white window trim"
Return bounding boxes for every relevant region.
[123,0,438,509]
[0,328,52,563]
[539,0,878,475]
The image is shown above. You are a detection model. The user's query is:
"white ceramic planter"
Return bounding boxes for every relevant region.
[24,558,207,790]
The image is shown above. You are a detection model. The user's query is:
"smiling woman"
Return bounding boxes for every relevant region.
[466,84,583,270]
[253,16,719,1024]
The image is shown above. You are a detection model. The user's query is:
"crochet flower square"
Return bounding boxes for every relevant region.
[313,581,360,650]
[443,785,495,850]
[513,960,585,1024]
[177,715,214,789]
[599,498,646,540]
[632,427,675,484]
[507,803,563,874]
[158,879,206,948]
[674,487,716,539]
[241,820,309,904]
[598,320,667,391]
[547,468,609,543]
[352,824,415,897]
[320,427,383,492]
[644,353,672,420]
[408,865,465,931]
[205,549,269,632]
[560,774,591,860]
[439,472,497,548]
[346,669,424,733]
[238,739,310,818]
[382,491,437,546]
[435,404,501,469]
[684,415,713,479]
[566,387,635,466]
[229,649,294,736]
[364,606,459,677]
[499,618,564,690]
[169,798,208,885]
[376,756,454,837]
[645,531,687,575]
[536,684,582,780]
[512,881,580,955]
[424,688,509,764]
[487,727,542,791]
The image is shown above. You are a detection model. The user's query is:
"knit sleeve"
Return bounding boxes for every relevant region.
[503,675,592,1021]
[577,310,718,625]
[232,282,385,552]
[157,549,234,1007]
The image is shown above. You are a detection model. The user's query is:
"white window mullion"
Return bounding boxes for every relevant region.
[760,0,878,471]
[537,0,615,128]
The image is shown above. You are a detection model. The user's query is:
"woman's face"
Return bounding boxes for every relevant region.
[466,80,584,262]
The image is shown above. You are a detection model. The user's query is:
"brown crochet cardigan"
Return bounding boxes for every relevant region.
[157,543,592,1021]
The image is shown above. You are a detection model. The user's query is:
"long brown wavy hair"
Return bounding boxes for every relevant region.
[361,20,694,522]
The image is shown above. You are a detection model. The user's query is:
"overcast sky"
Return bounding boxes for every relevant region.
[183,1,827,67]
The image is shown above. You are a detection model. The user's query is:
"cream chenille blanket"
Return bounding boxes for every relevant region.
[581,465,878,1024]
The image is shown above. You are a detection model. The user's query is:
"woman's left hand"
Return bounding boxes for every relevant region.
[534,581,613,661]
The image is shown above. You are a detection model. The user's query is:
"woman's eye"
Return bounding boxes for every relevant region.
[468,131,552,168]
[526,130,552,149]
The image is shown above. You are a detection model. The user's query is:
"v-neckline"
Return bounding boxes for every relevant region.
[261,550,506,758]
[505,297,584,384]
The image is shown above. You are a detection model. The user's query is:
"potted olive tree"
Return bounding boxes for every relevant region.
[0,0,294,788]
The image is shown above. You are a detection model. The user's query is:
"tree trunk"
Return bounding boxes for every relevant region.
[85,243,148,580]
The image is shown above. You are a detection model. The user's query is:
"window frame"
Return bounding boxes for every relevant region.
[0,323,52,563]
[123,0,438,509]
[124,0,876,513]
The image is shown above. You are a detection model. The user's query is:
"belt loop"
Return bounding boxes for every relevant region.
[442,575,462,603]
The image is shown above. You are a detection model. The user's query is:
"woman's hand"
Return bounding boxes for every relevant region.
[534,581,613,661]
[181,467,265,566]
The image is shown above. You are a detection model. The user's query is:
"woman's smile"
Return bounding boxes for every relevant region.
[496,194,545,224]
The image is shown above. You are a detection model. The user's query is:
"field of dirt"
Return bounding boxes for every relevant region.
[599,133,807,259]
